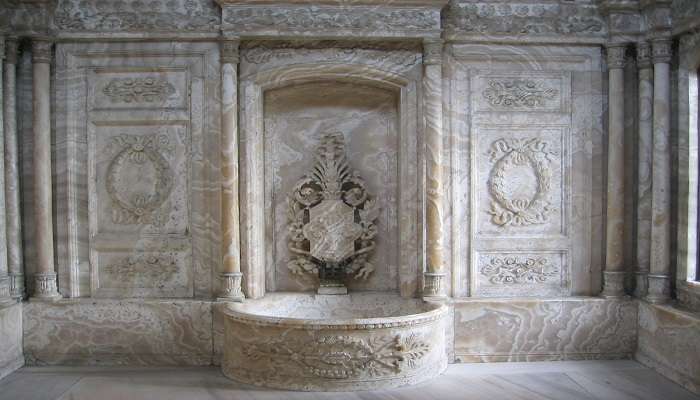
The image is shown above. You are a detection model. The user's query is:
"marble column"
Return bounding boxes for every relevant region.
[635,42,653,298]
[0,37,11,306]
[602,43,627,298]
[3,38,23,300]
[422,39,446,298]
[646,38,673,304]
[218,39,244,302]
[31,38,60,301]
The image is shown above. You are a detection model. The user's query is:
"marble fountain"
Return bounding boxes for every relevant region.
[222,132,448,391]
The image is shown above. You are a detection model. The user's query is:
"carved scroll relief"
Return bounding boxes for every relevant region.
[102,77,176,103]
[287,132,379,288]
[476,252,567,297]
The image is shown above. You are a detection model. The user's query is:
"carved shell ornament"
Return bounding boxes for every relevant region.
[105,134,175,225]
[487,137,556,227]
[287,132,379,284]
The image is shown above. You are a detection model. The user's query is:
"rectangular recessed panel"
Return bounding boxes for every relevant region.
[475,250,568,297]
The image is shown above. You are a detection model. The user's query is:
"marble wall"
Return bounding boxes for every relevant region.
[454,298,638,362]
[0,303,23,379]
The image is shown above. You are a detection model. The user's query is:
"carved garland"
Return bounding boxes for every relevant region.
[482,79,558,109]
[487,137,556,227]
[480,255,559,284]
[243,334,429,379]
[105,134,174,225]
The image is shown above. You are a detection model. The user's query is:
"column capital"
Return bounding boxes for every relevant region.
[423,39,443,66]
[606,43,628,69]
[636,41,652,69]
[220,39,240,65]
[4,37,19,65]
[651,38,672,64]
[31,38,53,64]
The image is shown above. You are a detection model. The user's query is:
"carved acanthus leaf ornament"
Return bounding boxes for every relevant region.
[480,255,558,284]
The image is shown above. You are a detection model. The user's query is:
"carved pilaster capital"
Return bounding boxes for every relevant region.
[221,39,240,65]
[636,41,652,69]
[606,44,628,69]
[651,39,672,64]
[32,272,61,301]
[218,272,244,302]
[423,272,446,298]
[423,39,443,66]
[31,39,53,64]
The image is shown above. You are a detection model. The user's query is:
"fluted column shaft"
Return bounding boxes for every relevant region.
[31,39,60,300]
[646,39,673,303]
[635,42,653,298]
[602,44,627,297]
[218,39,244,301]
[422,39,446,298]
[0,37,10,305]
[3,38,23,300]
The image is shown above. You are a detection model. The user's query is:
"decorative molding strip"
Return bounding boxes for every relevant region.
[102,77,175,104]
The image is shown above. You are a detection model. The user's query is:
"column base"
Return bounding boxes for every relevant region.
[423,272,447,299]
[9,274,24,299]
[0,275,15,306]
[601,271,627,298]
[645,274,671,304]
[634,271,649,298]
[31,272,62,301]
[217,272,245,302]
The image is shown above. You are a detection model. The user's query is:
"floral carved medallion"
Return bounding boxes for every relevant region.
[243,334,430,379]
[103,254,178,287]
[482,79,558,109]
[487,137,556,227]
[102,77,175,103]
[105,134,174,225]
[480,255,559,284]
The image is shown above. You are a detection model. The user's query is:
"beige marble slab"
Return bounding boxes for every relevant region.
[454,297,637,362]
[0,303,23,380]
[23,300,212,366]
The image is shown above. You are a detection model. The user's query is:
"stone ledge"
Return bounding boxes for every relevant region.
[636,301,700,395]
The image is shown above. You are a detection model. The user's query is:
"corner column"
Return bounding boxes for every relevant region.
[602,43,627,297]
[422,39,446,298]
[218,39,244,302]
[3,38,23,300]
[635,42,653,298]
[646,38,673,304]
[0,37,11,306]
[31,38,60,301]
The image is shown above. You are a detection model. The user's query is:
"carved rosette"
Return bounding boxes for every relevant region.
[606,44,627,70]
[651,39,672,64]
[482,79,559,109]
[486,138,556,227]
[105,134,174,225]
[287,132,379,288]
[102,77,175,103]
[31,39,53,64]
[480,256,558,285]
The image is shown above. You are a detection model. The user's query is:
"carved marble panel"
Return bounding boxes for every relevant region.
[475,126,566,237]
[263,82,399,293]
[475,251,568,297]
[474,72,569,113]
[55,42,220,298]
[89,69,187,110]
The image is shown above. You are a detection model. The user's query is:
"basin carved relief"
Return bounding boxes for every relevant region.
[287,132,379,294]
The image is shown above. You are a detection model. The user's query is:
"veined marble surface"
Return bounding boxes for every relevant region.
[636,302,700,395]
[0,303,23,380]
[23,300,213,366]
[454,297,637,362]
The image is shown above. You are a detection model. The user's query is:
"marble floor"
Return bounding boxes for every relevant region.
[0,360,697,400]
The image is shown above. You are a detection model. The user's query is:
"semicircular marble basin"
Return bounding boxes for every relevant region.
[221,292,448,391]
